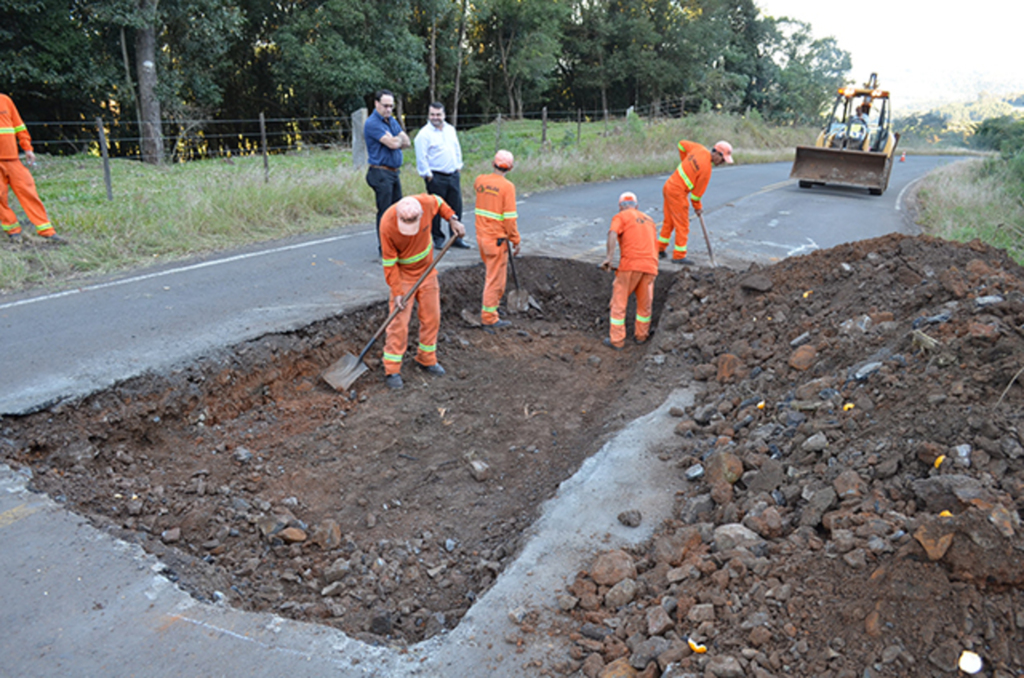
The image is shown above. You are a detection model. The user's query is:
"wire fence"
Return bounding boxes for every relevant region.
[24,101,683,161]
[20,102,683,202]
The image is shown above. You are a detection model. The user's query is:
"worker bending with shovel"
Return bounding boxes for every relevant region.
[381,194,466,390]
[600,191,659,350]
[659,139,732,263]
[473,149,520,330]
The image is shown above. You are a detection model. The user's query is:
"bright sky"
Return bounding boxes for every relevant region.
[756,0,1024,112]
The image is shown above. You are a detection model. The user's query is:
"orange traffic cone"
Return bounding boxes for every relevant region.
[899,152,906,162]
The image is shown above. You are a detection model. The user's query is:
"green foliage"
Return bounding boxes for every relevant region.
[6,0,863,138]
[915,157,1024,266]
[272,0,427,115]
[0,0,117,119]
[973,116,1024,156]
[898,96,1023,148]
[469,0,568,116]
[625,109,646,140]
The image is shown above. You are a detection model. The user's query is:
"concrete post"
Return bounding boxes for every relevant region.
[351,107,368,169]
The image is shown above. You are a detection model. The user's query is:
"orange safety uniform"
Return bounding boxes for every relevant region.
[380,193,456,375]
[608,208,658,347]
[0,94,55,237]
[659,140,712,261]
[473,171,519,325]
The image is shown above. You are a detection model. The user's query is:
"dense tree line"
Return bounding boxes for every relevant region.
[1,0,851,162]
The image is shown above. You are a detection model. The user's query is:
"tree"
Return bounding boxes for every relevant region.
[0,0,117,123]
[470,0,569,117]
[87,0,242,162]
[271,0,426,117]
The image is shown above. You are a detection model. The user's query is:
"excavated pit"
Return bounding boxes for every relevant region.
[0,257,677,645]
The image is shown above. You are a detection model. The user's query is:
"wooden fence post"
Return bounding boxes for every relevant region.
[259,112,269,183]
[577,109,582,145]
[496,112,502,152]
[96,118,113,201]
[541,106,547,145]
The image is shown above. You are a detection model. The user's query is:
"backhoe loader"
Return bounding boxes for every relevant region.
[790,73,900,195]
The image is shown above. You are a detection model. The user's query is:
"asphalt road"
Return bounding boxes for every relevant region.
[0,155,956,416]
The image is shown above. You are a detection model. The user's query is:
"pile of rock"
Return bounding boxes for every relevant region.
[560,235,1024,677]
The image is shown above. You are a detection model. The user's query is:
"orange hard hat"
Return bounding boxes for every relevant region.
[494,149,514,170]
[395,197,423,235]
[713,140,734,164]
[618,191,637,206]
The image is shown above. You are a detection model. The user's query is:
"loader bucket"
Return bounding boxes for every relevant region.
[790,146,894,194]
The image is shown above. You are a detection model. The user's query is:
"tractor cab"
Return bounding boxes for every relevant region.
[791,73,900,195]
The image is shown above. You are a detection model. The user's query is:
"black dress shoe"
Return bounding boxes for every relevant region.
[451,237,471,249]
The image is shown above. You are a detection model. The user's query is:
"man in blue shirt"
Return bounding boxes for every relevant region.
[364,89,411,253]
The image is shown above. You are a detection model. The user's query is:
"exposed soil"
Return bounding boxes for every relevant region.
[4,235,1024,678]
[0,257,676,646]
[559,234,1024,678]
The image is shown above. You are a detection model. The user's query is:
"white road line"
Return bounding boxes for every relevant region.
[896,174,926,212]
[0,229,372,312]
[746,237,819,256]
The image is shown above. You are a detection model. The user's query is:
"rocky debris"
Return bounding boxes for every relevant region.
[561,235,1024,677]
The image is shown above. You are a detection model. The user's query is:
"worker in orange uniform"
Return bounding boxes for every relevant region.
[380,194,466,390]
[600,191,659,350]
[0,93,60,243]
[473,149,520,330]
[658,140,732,263]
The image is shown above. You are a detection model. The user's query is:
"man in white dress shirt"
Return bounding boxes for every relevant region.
[414,102,469,249]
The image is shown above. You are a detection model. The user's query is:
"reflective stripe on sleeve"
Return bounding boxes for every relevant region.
[398,244,432,265]
[475,208,503,220]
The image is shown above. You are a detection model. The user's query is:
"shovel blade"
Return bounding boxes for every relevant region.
[322,353,369,392]
[508,289,531,313]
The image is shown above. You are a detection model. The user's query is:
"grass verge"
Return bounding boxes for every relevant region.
[914,157,1024,265]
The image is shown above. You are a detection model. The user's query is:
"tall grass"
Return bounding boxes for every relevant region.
[914,157,1024,265]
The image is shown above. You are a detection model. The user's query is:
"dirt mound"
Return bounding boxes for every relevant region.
[560,234,1024,677]
[0,257,676,646]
